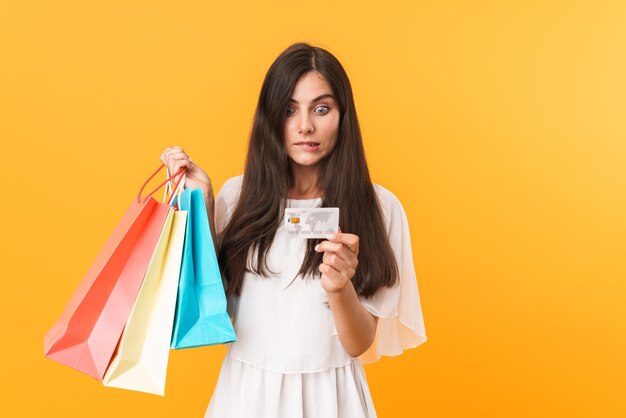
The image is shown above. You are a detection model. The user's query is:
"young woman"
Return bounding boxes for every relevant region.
[160,42,427,418]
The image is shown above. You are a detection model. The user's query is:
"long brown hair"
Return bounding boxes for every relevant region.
[218,42,398,299]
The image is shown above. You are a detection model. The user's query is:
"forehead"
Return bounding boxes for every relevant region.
[291,71,334,100]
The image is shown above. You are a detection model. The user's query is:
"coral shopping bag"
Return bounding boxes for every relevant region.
[170,187,236,349]
[43,165,185,380]
[103,175,187,395]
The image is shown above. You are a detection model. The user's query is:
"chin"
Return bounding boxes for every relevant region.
[290,155,323,167]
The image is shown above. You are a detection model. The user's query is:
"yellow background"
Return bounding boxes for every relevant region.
[1,0,625,416]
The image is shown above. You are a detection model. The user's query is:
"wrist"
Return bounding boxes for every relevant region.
[200,183,214,197]
[325,280,352,297]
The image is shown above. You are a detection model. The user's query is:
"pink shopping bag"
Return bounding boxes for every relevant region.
[43,164,185,380]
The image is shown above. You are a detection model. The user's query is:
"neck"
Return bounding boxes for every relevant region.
[289,164,322,199]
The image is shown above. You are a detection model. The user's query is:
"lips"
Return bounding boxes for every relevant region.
[294,141,320,152]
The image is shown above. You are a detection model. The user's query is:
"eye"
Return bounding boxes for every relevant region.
[314,106,330,114]
[286,107,295,116]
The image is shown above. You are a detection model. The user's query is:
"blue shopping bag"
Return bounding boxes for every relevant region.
[170,187,237,349]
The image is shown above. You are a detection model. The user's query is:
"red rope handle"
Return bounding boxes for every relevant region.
[137,164,186,204]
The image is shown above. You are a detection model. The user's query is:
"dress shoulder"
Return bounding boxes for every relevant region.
[357,183,428,364]
[214,174,244,236]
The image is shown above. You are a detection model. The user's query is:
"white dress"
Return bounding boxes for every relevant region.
[205,175,427,418]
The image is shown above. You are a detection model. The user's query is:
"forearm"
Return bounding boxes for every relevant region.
[202,189,217,249]
[326,281,378,358]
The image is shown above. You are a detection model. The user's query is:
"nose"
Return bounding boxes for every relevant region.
[298,113,314,135]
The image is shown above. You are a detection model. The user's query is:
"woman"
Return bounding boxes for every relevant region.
[160,42,427,418]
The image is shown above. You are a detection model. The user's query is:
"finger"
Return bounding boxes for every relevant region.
[166,152,191,173]
[317,241,356,265]
[316,233,359,257]
[323,247,358,275]
[319,262,340,279]
[169,156,191,173]
[166,150,190,163]
[164,148,187,163]
[332,232,359,257]
[160,147,175,165]
[318,263,350,291]
[172,159,191,176]
[315,240,342,253]
[323,251,353,273]
[163,146,181,156]
[161,147,189,175]
[168,145,184,154]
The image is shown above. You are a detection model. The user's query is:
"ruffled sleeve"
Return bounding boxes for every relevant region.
[214,175,243,237]
[357,184,427,364]
[214,175,244,318]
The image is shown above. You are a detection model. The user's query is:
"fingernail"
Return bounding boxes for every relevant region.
[326,233,336,240]
[314,244,320,251]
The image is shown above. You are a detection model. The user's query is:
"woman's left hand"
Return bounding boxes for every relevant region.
[315,228,360,293]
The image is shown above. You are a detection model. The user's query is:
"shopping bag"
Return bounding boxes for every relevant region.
[102,174,187,395]
[170,187,237,348]
[103,210,187,395]
[43,165,185,380]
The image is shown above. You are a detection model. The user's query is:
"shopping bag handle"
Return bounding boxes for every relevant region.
[137,164,186,204]
[163,170,186,206]
[163,167,187,206]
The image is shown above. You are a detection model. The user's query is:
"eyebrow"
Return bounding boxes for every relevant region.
[289,94,336,104]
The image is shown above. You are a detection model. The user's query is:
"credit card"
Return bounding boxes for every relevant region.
[284,207,339,239]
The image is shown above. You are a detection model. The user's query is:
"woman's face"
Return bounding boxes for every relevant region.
[283,71,340,170]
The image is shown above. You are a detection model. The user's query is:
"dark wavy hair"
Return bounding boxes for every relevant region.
[217,42,398,299]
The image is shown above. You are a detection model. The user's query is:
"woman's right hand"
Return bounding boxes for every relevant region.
[160,146,213,196]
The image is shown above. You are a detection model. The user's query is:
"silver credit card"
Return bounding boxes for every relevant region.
[284,207,339,239]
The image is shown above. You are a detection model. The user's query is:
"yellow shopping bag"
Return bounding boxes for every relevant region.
[102,183,188,395]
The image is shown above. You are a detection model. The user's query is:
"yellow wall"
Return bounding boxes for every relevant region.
[1,0,625,416]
